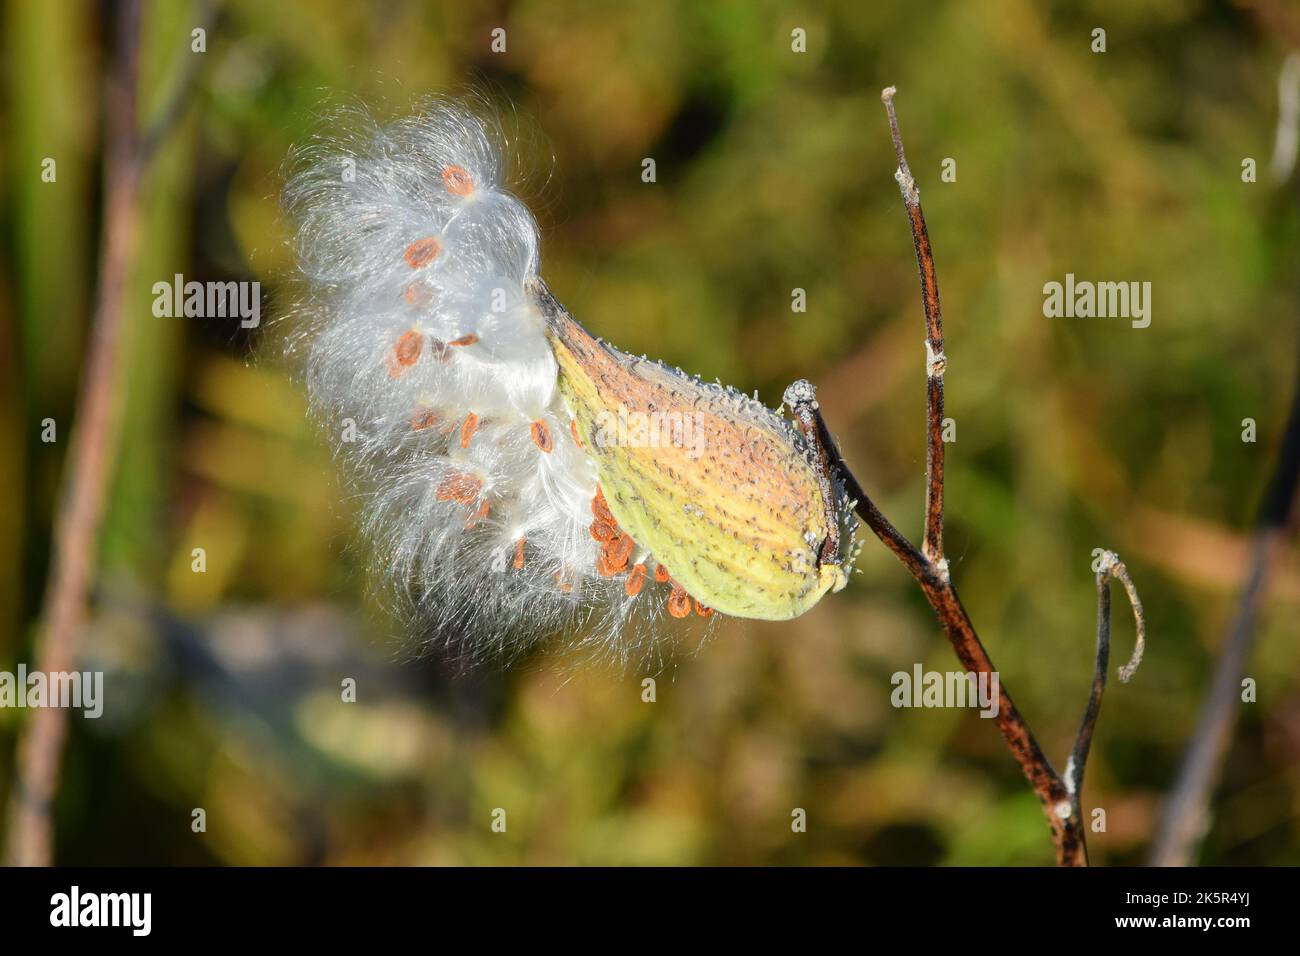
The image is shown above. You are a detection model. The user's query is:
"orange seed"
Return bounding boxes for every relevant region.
[625,563,647,597]
[592,487,615,526]
[596,552,616,577]
[388,329,423,377]
[604,532,633,569]
[442,164,475,197]
[435,470,482,505]
[460,412,479,449]
[667,584,691,618]
[597,533,632,577]
[403,236,442,269]
[530,420,553,453]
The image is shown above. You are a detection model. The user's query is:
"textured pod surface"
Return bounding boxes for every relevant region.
[532,278,854,620]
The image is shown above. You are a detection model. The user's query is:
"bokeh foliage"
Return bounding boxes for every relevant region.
[0,0,1297,865]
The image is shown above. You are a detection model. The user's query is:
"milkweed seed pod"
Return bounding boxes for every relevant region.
[283,100,859,664]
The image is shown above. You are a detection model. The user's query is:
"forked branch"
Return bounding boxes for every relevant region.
[791,87,1148,865]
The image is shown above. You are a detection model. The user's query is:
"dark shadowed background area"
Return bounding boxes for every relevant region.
[1,0,1298,865]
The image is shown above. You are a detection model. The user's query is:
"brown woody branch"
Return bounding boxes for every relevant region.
[3,0,144,868]
[882,92,946,562]
[804,87,1148,865]
[3,0,211,868]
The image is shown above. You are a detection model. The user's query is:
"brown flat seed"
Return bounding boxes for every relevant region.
[625,563,647,597]
[513,538,526,570]
[605,531,633,568]
[598,541,630,576]
[411,407,439,431]
[694,599,713,618]
[589,518,616,542]
[404,237,441,269]
[530,420,553,453]
[591,487,615,525]
[449,332,479,347]
[555,570,574,594]
[442,164,475,196]
[429,338,451,363]
[435,470,482,504]
[654,564,670,583]
[460,412,479,449]
[570,419,583,448]
[388,329,423,377]
[667,584,691,618]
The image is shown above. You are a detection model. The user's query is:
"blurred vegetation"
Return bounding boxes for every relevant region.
[1,0,1298,865]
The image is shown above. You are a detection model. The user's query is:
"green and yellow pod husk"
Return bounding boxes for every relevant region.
[529,278,854,621]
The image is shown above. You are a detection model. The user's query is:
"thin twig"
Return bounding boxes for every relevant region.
[882,87,945,562]
[785,381,921,576]
[803,87,1148,865]
[1067,552,1147,809]
[812,404,931,581]
[4,0,210,868]
[1068,570,1111,811]
[1150,328,1300,866]
[3,0,145,867]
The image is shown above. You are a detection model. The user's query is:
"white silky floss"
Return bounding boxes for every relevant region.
[284,101,680,664]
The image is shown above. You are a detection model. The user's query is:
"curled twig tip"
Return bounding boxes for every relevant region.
[1097,551,1147,683]
[1113,564,1147,683]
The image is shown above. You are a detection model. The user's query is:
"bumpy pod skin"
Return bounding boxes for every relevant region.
[283,99,857,664]
[533,278,852,620]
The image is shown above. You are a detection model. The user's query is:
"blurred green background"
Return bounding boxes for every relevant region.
[1,0,1298,865]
